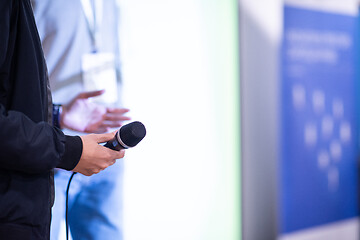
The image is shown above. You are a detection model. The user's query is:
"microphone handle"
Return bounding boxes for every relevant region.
[104,133,126,151]
[103,121,146,150]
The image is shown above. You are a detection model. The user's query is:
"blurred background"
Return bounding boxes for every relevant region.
[119,0,240,240]
[60,0,360,239]
[120,0,241,240]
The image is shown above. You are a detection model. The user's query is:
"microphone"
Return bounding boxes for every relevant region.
[104,121,146,151]
[66,122,146,240]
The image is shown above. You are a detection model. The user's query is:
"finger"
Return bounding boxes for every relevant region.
[112,149,125,160]
[104,147,125,159]
[106,108,130,114]
[100,122,122,129]
[85,126,109,134]
[91,168,102,175]
[109,159,117,166]
[78,90,105,99]
[102,114,131,121]
[84,122,108,133]
[93,131,117,143]
[98,147,125,165]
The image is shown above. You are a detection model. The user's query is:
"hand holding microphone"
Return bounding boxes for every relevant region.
[73,121,146,176]
[104,121,146,150]
[66,121,146,240]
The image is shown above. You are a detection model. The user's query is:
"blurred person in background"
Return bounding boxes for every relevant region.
[0,1,126,239]
[32,0,129,239]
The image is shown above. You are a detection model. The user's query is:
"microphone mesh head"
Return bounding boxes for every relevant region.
[119,121,146,147]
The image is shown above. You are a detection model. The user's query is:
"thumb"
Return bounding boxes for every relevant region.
[78,90,105,99]
[93,131,117,143]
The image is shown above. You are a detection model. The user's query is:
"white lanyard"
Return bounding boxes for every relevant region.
[80,0,103,52]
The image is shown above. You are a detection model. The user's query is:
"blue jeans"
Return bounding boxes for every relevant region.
[50,162,124,240]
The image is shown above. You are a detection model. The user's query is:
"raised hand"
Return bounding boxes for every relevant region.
[61,90,131,133]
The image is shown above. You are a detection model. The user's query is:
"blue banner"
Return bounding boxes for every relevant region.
[280,5,358,234]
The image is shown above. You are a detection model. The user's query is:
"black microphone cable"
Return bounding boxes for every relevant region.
[64,121,146,240]
[66,172,76,240]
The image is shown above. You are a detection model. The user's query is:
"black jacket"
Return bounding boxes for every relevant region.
[0,1,82,239]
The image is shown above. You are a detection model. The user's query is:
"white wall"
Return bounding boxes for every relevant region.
[119,0,240,239]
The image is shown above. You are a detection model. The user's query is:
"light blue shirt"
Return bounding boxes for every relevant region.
[33,0,122,106]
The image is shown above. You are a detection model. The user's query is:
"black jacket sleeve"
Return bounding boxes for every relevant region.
[0,1,83,174]
[0,104,82,173]
[0,1,82,174]
[0,0,11,69]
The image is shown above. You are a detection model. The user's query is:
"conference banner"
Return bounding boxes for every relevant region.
[280,1,359,239]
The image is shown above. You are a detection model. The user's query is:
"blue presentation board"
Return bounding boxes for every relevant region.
[280,5,359,234]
